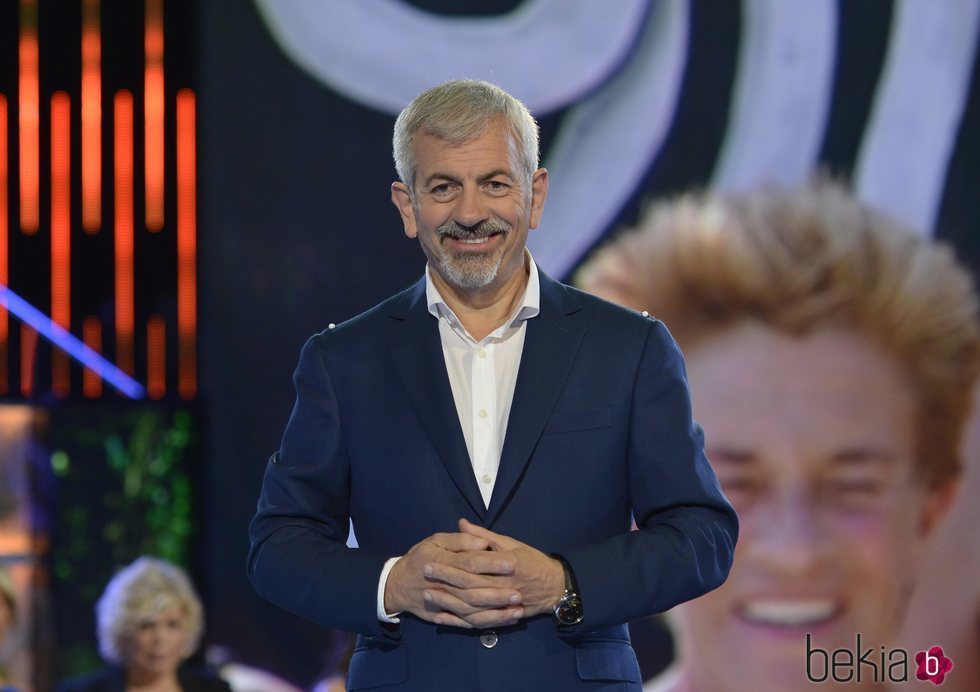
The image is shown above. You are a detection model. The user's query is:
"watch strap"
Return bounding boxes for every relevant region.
[552,553,577,593]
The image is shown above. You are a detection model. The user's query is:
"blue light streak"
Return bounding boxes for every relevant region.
[0,283,145,399]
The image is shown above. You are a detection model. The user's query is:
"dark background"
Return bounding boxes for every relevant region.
[1,0,978,686]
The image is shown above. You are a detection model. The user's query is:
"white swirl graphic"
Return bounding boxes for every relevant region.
[253,0,650,114]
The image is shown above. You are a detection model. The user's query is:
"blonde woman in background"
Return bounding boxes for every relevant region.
[57,556,231,692]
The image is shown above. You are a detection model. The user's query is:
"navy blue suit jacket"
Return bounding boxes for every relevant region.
[248,272,737,691]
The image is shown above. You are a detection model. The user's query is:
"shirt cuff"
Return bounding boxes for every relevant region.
[377,556,403,623]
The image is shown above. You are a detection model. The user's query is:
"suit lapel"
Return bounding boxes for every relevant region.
[486,274,585,526]
[388,279,487,520]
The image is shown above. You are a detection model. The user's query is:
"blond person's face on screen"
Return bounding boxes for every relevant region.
[121,604,189,681]
[672,322,950,692]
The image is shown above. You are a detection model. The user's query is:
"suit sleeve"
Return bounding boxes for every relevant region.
[559,319,738,632]
[246,335,401,639]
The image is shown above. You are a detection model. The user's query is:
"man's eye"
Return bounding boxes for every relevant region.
[485,180,511,195]
[430,184,456,199]
[826,477,886,511]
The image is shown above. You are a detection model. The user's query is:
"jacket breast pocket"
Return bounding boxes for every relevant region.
[544,407,613,434]
[575,638,642,683]
[346,639,407,690]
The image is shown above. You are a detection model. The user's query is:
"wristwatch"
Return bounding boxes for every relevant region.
[551,554,584,626]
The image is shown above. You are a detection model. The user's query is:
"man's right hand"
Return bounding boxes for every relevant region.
[384,531,525,629]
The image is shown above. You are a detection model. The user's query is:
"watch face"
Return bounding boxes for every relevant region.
[555,593,584,625]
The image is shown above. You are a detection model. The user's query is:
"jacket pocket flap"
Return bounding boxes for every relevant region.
[575,640,641,682]
[544,407,613,434]
[346,643,408,689]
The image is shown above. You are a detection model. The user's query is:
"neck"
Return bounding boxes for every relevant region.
[431,258,530,342]
[125,669,180,692]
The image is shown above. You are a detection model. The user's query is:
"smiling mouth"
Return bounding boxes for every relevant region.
[441,230,507,248]
[739,599,841,627]
[438,217,510,246]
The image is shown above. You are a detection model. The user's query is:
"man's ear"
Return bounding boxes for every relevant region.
[528,168,549,230]
[391,182,417,238]
[919,479,958,536]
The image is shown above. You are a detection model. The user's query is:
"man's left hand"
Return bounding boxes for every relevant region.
[421,518,566,625]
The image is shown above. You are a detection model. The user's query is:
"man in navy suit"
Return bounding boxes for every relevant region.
[248,79,737,691]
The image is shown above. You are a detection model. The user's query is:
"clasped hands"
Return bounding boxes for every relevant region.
[384,518,565,629]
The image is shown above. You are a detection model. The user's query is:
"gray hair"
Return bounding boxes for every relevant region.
[96,556,204,665]
[392,79,540,192]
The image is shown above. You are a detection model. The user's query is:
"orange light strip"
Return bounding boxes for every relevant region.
[51,91,71,396]
[145,0,165,231]
[19,0,39,234]
[176,89,196,399]
[82,316,102,397]
[20,325,37,397]
[147,314,165,398]
[114,90,135,376]
[81,0,102,233]
[0,95,7,395]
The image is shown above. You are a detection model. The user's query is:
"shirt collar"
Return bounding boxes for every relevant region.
[425,251,541,330]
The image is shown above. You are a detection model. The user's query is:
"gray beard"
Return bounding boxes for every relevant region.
[434,218,511,289]
[437,248,506,289]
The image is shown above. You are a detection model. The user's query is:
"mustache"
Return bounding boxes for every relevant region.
[437,218,511,240]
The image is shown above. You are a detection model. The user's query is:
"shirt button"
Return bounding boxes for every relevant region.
[478,349,487,358]
[480,630,498,648]
[481,473,492,484]
[479,409,488,419]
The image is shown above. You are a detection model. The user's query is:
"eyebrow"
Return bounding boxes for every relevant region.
[477,169,514,183]
[422,169,514,188]
[830,448,898,466]
[421,173,460,188]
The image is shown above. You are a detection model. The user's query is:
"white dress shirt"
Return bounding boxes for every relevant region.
[376,254,541,622]
[427,256,541,508]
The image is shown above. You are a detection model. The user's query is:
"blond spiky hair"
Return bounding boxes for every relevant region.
[576,180,980,487]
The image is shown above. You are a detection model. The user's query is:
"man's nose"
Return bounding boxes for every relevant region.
[454,186,488,228]
[745,494,831,576]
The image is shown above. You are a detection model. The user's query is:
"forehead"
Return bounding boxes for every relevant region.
[685,322,917,471]
[413,123,520,178]
[132,600,187,624]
